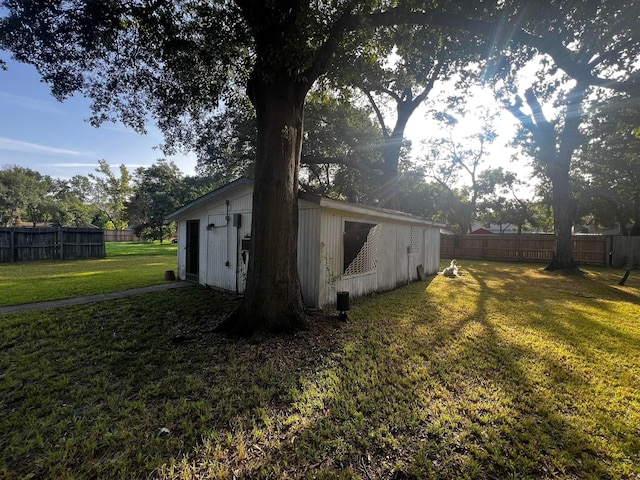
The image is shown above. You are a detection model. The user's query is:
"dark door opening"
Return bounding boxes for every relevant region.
[343,221,377,273]
[186,220,199,282]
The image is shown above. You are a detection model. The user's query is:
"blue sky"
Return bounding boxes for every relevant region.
[0,56,197,180]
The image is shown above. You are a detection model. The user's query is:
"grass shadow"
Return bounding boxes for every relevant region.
[2,264,639,479]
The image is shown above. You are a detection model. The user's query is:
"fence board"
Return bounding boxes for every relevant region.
[441,233,611,267]
[611,236,640,268]
[0,227,105,263]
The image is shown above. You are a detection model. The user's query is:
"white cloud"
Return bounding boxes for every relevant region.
[49,163,101,167]
[0,91,64,115]
[0,137,90,157]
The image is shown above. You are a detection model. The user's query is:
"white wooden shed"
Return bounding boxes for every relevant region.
[166,178,443,309]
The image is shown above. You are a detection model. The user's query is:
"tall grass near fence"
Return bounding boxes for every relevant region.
[0,242,177,307]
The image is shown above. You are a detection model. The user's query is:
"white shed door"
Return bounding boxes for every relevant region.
[206,214,233,290]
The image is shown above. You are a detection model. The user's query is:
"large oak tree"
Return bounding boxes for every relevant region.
[491,0,640,269]
[2,0,637,334]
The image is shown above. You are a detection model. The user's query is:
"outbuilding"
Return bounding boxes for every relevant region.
[166,178,443,309]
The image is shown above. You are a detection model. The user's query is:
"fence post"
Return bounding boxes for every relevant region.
[517,235,522,262]
[58,226,64,260]
[10,227,15,263]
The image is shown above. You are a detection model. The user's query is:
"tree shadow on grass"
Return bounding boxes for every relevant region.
[154,269,636,478]
[450,266,640,477]
[1,285,368,479]
[459,263,640,354]
[2,270,639,479]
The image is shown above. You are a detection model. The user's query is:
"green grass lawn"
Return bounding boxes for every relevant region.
[0,242,177,306]
[1,261,639,479]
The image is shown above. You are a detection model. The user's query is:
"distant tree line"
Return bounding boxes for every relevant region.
[2,85,638,243]
[195,87,640,237]
[0,159,218,241]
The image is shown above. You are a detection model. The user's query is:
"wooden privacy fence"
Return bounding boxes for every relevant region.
[0,227,105,263]
[441,233,612,266]
[104,229,139,242]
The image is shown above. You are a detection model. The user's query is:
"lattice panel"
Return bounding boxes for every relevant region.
[410,226,421,253]
[344,224,381,276]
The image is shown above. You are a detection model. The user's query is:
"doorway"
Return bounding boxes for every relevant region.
[186,220,199,282]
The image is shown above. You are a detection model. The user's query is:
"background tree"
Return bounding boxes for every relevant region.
[196,88,387,204]
[127,159,184,241]
[88,160,132,230]
[477,195,537,234]
[575,94,640,235]
[489,0,640,269]
[328,15,498,209]
[0,166,53,226]
[53,190,95,227]
[300,89,386,202]
[422,104,520,234]
[504,81,588,269]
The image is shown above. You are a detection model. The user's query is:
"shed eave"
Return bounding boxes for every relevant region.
[165,178,254,221]
[299,192,444,227]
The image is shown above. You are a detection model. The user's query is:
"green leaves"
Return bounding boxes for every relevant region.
[127,159,184,241]
[0,166,53,226]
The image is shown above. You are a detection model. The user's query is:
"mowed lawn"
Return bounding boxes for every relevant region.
[0,242,177,306]
[1,261,639,479]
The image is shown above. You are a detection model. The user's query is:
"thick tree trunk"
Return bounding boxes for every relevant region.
[379,106,412,209]
[221,79,308,336]
[545,160,577,271]
[510,85,586,272]
[544,84,586,272]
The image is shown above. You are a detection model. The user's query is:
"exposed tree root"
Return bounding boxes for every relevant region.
[215,308,310,339]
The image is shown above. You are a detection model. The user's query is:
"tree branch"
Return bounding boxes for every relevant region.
[365,9,640,95]
[375,87,402,103]
[303,1,362,88]
[302,154,383,176]
[365,90,390,139]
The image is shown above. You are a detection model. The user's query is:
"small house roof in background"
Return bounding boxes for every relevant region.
[166,178,445,228]
[470,227,494,234]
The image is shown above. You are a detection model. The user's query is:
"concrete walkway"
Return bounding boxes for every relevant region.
[0,281,192,315]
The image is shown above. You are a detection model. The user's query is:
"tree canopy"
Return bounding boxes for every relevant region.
[576,94,640,235]
[0,166,52,226]
[127,159,184,241]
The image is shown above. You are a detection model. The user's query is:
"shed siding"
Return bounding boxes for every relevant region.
[206,213,232,289]
[237,212,252,292]
[377,223,397,291]
[177,220,187,279]
[319,207,379,308]
[317,209,343,308]
[197,213,208,285]
[298,203,322,307]
[203,189,253,293]
[396,226,410,284]
[424,227,441,275]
